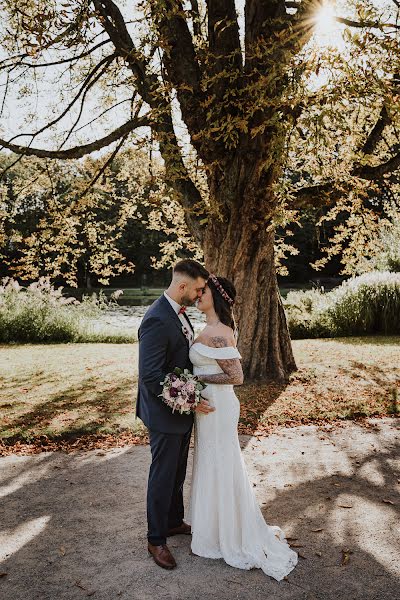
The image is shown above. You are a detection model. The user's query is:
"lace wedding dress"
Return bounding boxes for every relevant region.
[186,342,298,581]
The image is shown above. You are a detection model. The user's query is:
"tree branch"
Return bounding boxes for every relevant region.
[58,55,118,150]
[335,16,400,30]
[92,0,148,93]
[0,115,150,160]
[206,0,242,98]
[293,146,400,210]
[77,134,128,200]
[286,1,400,29]
[190,0,202,38]
[93,0,208,239]
[6,53,116,146]
[148,0,207,145]
[290,181,346,210]
[360,105,391,155]
[0,40,111,71]
[353,151,400,180]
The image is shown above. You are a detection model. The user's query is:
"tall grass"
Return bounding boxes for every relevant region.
[0,277,133,343]
[284,271,400,338]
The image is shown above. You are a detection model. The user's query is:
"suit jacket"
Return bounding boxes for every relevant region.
[136,294,195,434]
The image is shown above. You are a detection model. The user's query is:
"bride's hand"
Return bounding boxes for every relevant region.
[194,398,215,414]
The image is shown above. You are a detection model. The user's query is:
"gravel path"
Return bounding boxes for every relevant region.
[1,417,399,600]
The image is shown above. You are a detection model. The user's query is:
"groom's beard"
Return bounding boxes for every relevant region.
[181,294,197,307]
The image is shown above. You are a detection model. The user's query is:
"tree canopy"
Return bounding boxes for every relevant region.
[1,0,399,379]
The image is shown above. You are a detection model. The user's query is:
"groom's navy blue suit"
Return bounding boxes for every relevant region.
[136,294,194,546]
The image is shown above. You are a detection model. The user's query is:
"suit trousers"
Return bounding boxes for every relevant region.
[147,426,192,546]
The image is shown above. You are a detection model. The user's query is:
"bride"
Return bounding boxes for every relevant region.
[186,274,298,581]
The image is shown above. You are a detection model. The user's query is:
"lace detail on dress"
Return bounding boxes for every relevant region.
[186,343,298,582]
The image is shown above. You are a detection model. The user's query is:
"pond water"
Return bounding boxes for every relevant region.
[89,303,207,338]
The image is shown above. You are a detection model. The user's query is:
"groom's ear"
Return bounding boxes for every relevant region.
[178,281,187,293]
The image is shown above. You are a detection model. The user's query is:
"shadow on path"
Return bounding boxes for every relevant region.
[0,419,399,600]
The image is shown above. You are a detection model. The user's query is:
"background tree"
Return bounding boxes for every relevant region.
[0,0,399,380]
[0,148,204,286]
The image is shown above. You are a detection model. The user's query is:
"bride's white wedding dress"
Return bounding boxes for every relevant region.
[186,342,298,581]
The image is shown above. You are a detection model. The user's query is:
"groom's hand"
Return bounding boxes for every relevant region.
[194,398,215,414]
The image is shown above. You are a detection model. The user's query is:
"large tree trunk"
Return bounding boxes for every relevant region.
[202,163,297,383]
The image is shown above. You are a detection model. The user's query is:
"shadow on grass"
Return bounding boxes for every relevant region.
[0,376,141,446]
[336,360,400,392]
[236,381,289,434]
[318,336,400,346]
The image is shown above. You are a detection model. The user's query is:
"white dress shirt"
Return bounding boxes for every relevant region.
[163,291,194,346]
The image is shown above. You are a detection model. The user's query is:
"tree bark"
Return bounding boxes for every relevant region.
[202,164,297,382]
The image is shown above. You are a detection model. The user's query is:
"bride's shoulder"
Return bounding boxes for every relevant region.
[207,323,236,348]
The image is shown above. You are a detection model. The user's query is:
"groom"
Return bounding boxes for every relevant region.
[136,259,215,569]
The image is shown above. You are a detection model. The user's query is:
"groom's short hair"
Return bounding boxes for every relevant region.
[173,259,209,281]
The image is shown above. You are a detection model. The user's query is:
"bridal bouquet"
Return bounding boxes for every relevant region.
[159,367,206,414]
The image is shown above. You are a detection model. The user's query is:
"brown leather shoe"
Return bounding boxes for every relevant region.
[167,522,191,537]
[147,542,177,569]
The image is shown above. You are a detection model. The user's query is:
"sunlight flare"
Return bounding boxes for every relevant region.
[313,1,343,49]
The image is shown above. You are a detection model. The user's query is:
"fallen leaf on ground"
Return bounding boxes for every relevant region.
[341,549,353,566]
[315,552,322,557]
[311,528,324,532]
[338,504,353,508]
[297,552,307,559]
[75,581,87,590]
[59,546,66,556]
[382,499,395,505]
[0,572,8,577]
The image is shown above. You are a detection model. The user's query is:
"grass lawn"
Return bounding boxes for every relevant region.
[1,337,399,455]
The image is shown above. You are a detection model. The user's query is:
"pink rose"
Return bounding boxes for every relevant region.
[171,380,183,388]
[183,382,195,393]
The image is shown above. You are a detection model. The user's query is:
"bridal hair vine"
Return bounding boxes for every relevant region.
[207,273,234,305]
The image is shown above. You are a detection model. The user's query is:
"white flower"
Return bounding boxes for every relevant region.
[111,289,124,300]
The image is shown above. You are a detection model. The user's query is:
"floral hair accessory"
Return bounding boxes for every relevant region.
[207,273,234,305]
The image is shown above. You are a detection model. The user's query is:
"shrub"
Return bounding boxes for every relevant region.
[284,288,330,339]
[353,203,400,274]
[284,271,400,338]
[0,277,126,343]
[322,271,400,336]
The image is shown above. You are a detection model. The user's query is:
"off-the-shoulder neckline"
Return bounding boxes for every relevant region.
[192,341,238,350]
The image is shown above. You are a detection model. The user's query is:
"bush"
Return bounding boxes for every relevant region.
[353,203,400,274]
[0,277,123,343]
[322,271,400,336]
[284,288,330,339]
[284,271,400,338]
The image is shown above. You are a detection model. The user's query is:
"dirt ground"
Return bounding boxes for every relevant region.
[0,417,399,600]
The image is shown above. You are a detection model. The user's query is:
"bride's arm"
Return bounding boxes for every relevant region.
[199,336,244,385]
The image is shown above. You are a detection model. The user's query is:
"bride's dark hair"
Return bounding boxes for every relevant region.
[207,276,237,332]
